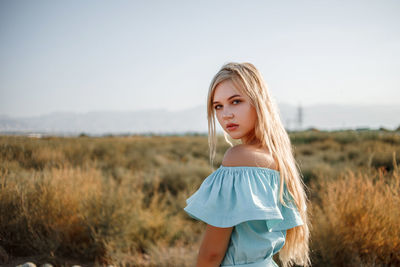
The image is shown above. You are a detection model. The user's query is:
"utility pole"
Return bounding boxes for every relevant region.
[297,102,303,131]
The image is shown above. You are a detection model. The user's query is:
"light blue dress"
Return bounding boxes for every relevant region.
[184,165,303,267]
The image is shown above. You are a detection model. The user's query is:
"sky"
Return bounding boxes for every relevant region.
[1,0,399,118]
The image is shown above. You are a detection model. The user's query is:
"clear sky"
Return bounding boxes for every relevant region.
[1,0,399,118]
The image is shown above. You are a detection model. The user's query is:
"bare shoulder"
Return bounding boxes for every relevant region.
[221,144,278,170]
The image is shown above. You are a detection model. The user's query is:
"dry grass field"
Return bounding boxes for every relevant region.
[0,130,399,266]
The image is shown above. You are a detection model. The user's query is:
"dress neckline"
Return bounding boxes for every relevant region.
[219,165,280,174]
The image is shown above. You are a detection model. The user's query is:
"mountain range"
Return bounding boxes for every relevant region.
[0,103,399,136]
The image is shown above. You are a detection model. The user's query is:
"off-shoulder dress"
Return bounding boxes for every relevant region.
[184,165,303,267]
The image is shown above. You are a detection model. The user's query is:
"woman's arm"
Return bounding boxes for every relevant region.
[196,224,233,267]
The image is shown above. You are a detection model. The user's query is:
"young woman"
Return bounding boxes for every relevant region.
[184,62,310,267]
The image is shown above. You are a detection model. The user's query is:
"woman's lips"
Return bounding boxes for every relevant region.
[227,124,239,131]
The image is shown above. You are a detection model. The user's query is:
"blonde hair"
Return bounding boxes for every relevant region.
[207,62,310,267]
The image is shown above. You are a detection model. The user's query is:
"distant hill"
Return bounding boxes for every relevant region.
[0,103,399,135]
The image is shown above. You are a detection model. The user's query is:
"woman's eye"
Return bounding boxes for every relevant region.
[233,99,241,104]
[214,105,222,110]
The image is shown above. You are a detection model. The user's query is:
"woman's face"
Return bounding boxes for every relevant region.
[212,79,257,144]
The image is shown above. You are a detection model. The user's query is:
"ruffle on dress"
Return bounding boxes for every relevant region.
[184,165,303,231]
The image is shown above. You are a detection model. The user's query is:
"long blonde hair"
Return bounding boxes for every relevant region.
[206,62,310,267]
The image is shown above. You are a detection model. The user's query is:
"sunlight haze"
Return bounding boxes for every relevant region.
[1,0,399,118]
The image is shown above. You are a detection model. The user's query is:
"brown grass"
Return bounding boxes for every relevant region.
[310,153,400,266]
[0,163,202,266]
[1,131,399,266]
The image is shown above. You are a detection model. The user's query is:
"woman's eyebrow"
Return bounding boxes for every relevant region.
[212,94,241,104]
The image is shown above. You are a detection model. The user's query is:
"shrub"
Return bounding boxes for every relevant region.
[310,157,400,266]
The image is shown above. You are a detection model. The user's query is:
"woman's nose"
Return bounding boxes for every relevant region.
[222,111,234,119]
